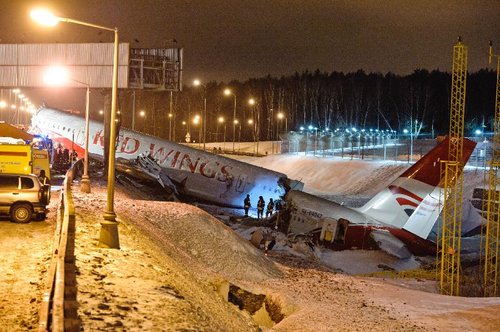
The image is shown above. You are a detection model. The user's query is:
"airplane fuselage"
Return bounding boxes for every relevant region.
[31,108,300,207]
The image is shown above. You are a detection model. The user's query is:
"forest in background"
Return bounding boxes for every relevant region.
[115,68,497,143]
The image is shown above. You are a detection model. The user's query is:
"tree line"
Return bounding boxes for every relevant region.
[116,69,497,143]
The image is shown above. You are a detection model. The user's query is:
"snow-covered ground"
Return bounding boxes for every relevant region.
[0,141,497,331]
[73,143,498,331]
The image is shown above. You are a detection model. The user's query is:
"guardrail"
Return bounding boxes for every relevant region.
[38,166,79,331]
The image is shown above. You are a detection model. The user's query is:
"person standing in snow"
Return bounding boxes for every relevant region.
[257,196,265,219]
[266,198,274,218]
[243,194,251,217]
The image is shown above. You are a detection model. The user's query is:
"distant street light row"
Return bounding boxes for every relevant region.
[0,88,37,126]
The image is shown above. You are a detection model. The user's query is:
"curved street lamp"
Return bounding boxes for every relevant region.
[31,8,120,248]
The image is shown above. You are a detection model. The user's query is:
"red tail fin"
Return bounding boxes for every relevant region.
[358,138,476,235]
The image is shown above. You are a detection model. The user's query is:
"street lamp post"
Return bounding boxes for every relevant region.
[131,90,136,131]
[277,112,286,140]
[193,79,207,150]
[249,98,260,155]
[44,66,93,193]
[80,85,91,192]
[217,116,224,145]
[32,8,120,248]
[224,89,237,152]
[168,113,173,141]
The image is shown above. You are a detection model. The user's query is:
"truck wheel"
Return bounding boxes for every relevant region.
[11,204,33,223]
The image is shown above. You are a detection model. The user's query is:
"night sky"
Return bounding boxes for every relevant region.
[1,0,499,83]
[0,0,498,113]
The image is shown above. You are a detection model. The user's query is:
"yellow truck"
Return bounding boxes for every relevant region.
[0,142,50,179]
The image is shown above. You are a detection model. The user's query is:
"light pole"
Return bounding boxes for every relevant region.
[138,110,146,132]
[193,79,207,150]
[193,114,201,147]
[277,112,286,140]
[234,119,241,151]
[131,90,136,131]
[249,98,260,155]
[32,8,120,248]
[43,66,92,193]
[169,90,174,141]
[248,118,255,153]
[168,113,173,141]
[217,116,224,144]
[224,88,237,152]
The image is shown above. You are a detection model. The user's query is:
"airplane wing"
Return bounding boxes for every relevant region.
[134,153,182,195]
[370,229,412,259]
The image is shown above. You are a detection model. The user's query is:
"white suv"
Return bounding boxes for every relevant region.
[0,174,50,223]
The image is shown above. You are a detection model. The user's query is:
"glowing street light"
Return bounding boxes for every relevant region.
[43,65,92,193]
[32,7,121,248]
[224,88,237,152]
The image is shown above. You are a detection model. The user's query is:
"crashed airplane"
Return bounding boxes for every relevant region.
[30,107,303,207]
[282,137,477,257]
[31,107,476,257]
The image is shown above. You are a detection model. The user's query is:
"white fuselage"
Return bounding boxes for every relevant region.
[31,108,301,207]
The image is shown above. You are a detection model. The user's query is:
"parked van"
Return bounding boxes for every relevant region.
[0,173,50,223]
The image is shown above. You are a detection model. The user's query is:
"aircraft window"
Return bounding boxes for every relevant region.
[63,127,66,131]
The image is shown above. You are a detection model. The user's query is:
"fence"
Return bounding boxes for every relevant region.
[280,132,492,166]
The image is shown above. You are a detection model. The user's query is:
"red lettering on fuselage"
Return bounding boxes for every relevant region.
[93,130,105,147]
[147,144,236,184]
[217,165,232,182]
[180,153,199,173]
[199,160,219,178]
[120,137,140,154]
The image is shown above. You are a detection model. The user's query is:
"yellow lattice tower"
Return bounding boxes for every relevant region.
[439,40,467,296]
[483,44,500,297]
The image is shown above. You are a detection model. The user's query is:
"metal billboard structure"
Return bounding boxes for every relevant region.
[0,43,129,88]
[0,43,182,91]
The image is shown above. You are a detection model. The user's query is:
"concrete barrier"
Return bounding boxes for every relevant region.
[38,167,79,331]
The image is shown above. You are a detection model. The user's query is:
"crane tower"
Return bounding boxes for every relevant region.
[439,40,467,296]
[483,43,500,297]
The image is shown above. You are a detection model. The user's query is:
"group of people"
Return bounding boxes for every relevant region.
[244,194,281,219]
[52,145,78,172]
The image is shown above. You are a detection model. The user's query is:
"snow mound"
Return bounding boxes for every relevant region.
[119,200,281,283]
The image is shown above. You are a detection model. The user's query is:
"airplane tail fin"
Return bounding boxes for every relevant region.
[357,137,477,239]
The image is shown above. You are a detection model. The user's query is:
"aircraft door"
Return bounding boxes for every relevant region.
[74,130,85,146]
[320,218,338,243]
